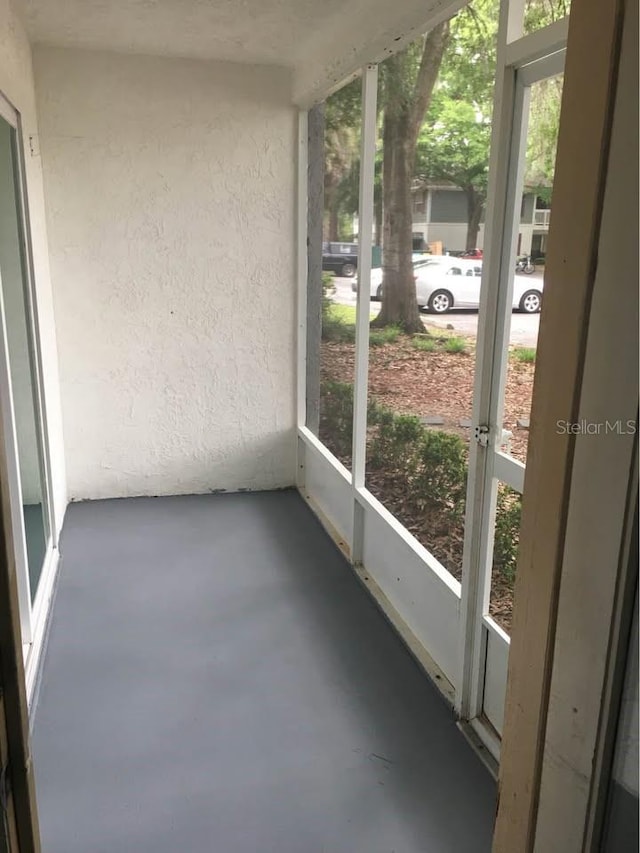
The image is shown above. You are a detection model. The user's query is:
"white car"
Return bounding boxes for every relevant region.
[356,257,543,314]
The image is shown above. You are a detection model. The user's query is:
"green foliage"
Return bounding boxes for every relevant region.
[525,75,563,192]
[416,0,499,236]
[512,346,536,363]
[322,273,336,320]
[319,380,522,593]
[369,325,402,347]
[444,336,466,354]
[415,0,561,237]
[318,381,354,458]
[367,406,425,470]
[523,0,570,33]
[367,399,468,527]
[411,430,468,522]
[324,78,362,240]
[322,317,356,344]
[412,336,438,352]
[322,283,357,343]
[493,485,522,582]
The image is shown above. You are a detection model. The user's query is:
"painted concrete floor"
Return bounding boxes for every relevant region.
[32,490,496,852]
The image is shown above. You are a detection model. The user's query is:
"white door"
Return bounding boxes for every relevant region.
[457,8,568,758]
[0,94,55,657]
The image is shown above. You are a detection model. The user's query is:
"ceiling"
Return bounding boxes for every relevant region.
[15,0,349,66]
[15,0,462,103]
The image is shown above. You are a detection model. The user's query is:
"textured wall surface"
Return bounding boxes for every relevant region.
[0,0,67,530]
[17,0,347,66]
[34,47,296,500]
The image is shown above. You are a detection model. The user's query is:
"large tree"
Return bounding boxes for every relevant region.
[372,22,451,332]
[323,78,361,241]
[524,74,563,201]
[416,0,497,250]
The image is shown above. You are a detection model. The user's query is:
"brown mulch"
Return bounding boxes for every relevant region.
[319,334,535,633]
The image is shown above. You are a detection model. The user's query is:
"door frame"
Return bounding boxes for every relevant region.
[457,11,568,759]
[0,89,58,695]
[0,333,41,849]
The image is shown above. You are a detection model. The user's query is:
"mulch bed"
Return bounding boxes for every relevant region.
[319,334,535,633]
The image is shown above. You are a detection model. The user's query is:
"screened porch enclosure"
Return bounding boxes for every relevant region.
[1,0,636,850]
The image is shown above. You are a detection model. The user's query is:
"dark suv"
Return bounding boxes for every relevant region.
[322,242,358,278]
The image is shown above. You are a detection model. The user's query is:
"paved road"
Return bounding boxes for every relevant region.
[331,275,541,348]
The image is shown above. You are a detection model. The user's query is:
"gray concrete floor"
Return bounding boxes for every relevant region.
[32,490,495,852]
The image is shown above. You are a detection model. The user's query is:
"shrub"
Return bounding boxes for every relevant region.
[412,430,468,522]
[493,485,522,582]
[368,410,424,471]
[319,380,354,458]
[368,398,468,524]
[444,336,466,354]
[318,379,522,595]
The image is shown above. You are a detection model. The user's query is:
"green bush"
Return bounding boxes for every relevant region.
[319,380,354,458]
[368,396,468,526]
[318,379,521,596]
[412,430,468,522]
[493,485,522,582]
[368,410,424,471]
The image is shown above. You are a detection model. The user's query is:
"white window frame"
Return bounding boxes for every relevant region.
[0,90,58,701]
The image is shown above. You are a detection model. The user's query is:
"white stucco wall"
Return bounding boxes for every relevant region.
[33,47,296,500]
[0,0,67,531]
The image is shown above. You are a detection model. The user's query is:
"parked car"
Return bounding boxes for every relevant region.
[353,257,434,298]
[356,257,543,313]
[322,242,358,277]
[460,248,483,259]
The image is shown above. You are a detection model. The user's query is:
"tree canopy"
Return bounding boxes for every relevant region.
[321,0,565,261]
[415,0,497,248]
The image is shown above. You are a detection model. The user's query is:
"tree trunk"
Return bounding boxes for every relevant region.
[465,187,484,250]
[329,201,340,241]
[373,21,450,331]
[323,183,340,241]
[374,191,383,246]
[372,108,423,332]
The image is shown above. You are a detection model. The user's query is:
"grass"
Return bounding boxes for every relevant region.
[322,302,471,353]
[443,336,466,354]
[326,304,356,324]
[322,303,356,343]
[411,336,438,352]
[370,325,402,346]
[322,304,401,346]
[512,346,536,363]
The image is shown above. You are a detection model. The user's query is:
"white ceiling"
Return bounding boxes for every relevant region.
[15,0,348,66]
[15,0,463,103]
